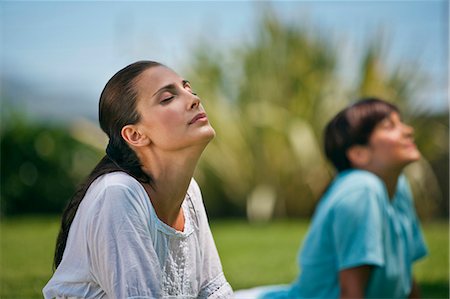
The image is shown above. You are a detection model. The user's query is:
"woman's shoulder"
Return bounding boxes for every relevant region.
[333,169,385,193]
[323,170,387,218]
[84,171,148,210]
[100,171,142,187]
[88,171,144,194]
[325,169,387,210]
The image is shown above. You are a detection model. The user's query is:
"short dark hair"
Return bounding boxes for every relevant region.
[324,97,399,172]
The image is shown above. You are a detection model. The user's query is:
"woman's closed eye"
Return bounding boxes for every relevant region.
[379,118,395,129]
[160,93,175,105]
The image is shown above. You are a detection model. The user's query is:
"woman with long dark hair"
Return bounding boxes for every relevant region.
[43,61,232,298]
[235,98,427,298]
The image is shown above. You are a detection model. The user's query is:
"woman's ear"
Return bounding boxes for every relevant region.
[346,145,371,169]
[121,125,151,147]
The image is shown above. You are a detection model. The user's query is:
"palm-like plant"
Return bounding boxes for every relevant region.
[188,8,446,220]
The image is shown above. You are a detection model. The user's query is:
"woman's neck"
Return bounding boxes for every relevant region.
[369,168,401,200]
[139,146,203,230]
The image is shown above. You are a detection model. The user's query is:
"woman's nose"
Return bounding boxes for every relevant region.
[403,123,414,137]
[189,95,200,110]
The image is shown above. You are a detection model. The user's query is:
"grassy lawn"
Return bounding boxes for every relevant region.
[1,217,448,298]
[1,217,60,299]
[213,220,449,298]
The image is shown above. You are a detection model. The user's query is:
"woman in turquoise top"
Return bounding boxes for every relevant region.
[234,98,427,299]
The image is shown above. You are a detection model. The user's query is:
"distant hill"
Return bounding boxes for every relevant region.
[1,75,98,125]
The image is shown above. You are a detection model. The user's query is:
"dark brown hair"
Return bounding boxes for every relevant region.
[324,97,399,172]
[53,61,162,269]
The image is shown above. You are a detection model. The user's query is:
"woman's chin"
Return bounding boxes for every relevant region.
[409,150,421,162]
[199,125,216,141]
[403,153,421,167]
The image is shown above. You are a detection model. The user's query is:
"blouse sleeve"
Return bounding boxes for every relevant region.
[332,186,385,270]
[86,183,162,299]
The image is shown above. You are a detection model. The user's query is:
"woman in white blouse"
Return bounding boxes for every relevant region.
[43,61,233,299]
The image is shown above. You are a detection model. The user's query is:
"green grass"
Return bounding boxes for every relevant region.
[212,220,449,298]
[1,217,448,298]
[1,217,60,299]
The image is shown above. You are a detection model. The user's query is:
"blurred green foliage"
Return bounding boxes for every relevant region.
[189,9,448,219]
[0,111,103,216]
[0,8,447,219]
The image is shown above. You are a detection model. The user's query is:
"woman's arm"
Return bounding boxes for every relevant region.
[88,183,161,298]
[339,265,373,299]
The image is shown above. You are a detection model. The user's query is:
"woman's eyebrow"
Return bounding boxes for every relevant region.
[152,80,190,97]
[152,83,176,97]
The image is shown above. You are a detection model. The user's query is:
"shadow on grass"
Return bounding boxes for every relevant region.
[421,281,449,299]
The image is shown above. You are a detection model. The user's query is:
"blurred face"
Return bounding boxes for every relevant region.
[366,111,420,172]
[133,66,215,151]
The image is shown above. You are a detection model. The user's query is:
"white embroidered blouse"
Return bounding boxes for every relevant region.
[43,172,232,299]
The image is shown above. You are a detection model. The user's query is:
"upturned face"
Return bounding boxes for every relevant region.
[366,111,420,172]
[132,65,215,152]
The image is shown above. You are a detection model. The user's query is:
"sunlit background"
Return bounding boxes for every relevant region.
[2,1,448,120]
[2,0,448,218]
[1,1,448,297]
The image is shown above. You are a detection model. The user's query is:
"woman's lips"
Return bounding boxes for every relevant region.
[404,142,417,150]
[189,112,208,124]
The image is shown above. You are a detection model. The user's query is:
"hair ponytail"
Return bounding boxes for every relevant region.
[54,156,118,269]
[53,61,161,270]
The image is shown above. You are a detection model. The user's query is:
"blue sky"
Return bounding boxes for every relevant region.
[1,1,448,121]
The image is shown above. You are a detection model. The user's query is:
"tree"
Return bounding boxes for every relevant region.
[0,111,103,216]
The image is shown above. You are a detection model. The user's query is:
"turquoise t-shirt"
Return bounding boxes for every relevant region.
[263,169,427,299]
